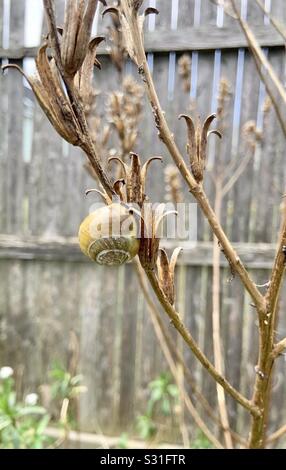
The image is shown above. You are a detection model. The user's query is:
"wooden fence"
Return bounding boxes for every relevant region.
[0,0,286,444]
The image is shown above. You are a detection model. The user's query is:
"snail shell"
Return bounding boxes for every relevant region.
[78,203,140,266]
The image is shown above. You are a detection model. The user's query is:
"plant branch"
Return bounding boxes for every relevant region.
[221,151,253,198]
[267,423,286,445]
[134,260,224,448]
[230,0,286,139]
[134,259,247,446]
[271,338,286,360]
[265,218,286,315]
[212,182,233,448]
[144,267,260,418]
[254,0,286,42]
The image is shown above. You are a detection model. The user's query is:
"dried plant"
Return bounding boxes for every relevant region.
[179,113,222,183]
[4,0,286,449]
[164,165,183,204]
[106,0,127,73]
[107,76,144,160]
[178,54,191,94]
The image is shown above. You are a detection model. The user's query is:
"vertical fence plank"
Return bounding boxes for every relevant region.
[0,0,3,48]
[78,264,102,432]
[0,63,8,232]
[5,0,25,234]
[253,50,286,243]
[118,265,138,429]
[95,266,119,432]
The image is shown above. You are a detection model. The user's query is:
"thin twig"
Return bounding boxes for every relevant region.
[271,338,286,359]
[135,259,247,447]
[145,267,260,418]
[134,261,224,448]
[254,0,286,42]
[267,423,286,444]
[230,0,286,139]
[212,182,233,448]
[136,259,241,440]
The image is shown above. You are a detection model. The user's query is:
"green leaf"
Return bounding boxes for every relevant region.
[150,387,162,403]
[0,415,12,431]
[36,414,50,435]
[161,397,171,416]
[167,384,179,398]
[17,406,47,417]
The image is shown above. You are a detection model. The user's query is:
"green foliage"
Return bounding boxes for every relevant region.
[0,369,51,449]
[49,362,86,402]
[137,414,157,440]
[148,372,179,416]
[117,432,129,449]
[0,363,87,449]
[137,373,179,441]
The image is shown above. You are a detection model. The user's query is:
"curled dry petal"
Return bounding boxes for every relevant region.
[108,157,128,179]
[154,209,178,237]
[169,247,183,278]
[141,156,162,184]
[109,153,161,207]
[208,130,222,139]
[2,48,81,146]
[102,6,120,17]
[113,179,127,201]
[200,113,217,164]
[75,36,105,108]
[179,114,196,160]
[157,249,172,302]
[144,7,159,17]
[85,188,112,205]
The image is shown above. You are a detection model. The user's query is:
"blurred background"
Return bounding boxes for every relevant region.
[0,0,286,448]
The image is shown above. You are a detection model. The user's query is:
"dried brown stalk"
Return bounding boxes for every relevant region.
[267,423,286,445]
[229,0,286,138]
[210,79,233,448]
[135,259,247,447]
[211,100,263,448]
[254,0,286,43]
[134,259,223,449]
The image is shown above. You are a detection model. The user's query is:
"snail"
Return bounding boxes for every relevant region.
[78,203,140,266]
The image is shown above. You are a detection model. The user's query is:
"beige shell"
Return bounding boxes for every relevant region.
[78,203,140,266]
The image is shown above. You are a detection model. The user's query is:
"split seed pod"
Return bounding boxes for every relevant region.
[179,113,222,183]
[157,247,182,305]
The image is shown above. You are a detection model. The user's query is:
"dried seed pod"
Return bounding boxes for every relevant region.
[157,247,182,305]
[79,203,140,265]
[179,113,222,183]
[109,152,162,206]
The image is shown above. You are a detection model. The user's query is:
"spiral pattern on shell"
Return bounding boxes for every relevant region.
[78,204,140,266]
